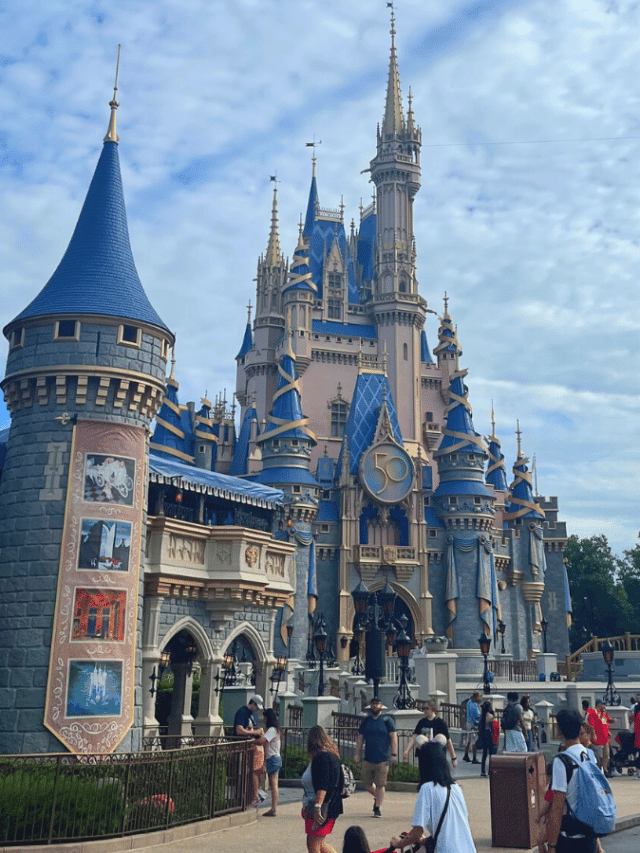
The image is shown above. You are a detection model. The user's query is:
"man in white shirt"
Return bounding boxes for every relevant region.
[547,709,598,853]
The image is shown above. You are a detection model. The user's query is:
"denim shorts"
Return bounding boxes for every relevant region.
[266,755,282,775]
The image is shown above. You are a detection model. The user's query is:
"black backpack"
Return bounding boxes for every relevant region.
[501,702,519,731]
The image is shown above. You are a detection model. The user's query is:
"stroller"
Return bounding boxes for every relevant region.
[610,730,640,775]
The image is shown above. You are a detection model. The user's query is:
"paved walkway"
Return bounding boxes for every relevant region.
[131,768,640,853]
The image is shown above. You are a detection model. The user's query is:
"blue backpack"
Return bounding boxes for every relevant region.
[557,752,616,837]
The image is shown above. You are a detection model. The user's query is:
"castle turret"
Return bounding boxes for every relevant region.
[369,9,425,442]
[255,336,319,660]
[0,78,173,754]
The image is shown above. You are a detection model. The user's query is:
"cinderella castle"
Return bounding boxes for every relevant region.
[0,16,571,754]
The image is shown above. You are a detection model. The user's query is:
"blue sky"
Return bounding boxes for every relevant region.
[1,0,639,557]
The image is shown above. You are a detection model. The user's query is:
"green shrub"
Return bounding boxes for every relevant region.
[281,745,308,778]
[388,760,419,783]
[0,768,125,843]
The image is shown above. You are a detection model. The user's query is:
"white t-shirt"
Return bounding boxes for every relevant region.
[264,726,281,760]
[412,782,476,853]
[551,743,593,833]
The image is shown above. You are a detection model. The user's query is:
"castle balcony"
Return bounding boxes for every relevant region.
[145,516,296,629]
[423,421,442,450]
[355,544,419,583]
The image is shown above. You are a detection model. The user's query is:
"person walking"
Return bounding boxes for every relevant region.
[521,695,538,751]
[585,701,613,775]
[403,700,458,770]
[301,725,344,853]
[502,691,528,752]
[233,693,264,807]
[389,741,476,853]
[355,697,397,818]
[463,691,482,764]
[259,707,281,816]
[547,709,612,853]
[479,700,497,777]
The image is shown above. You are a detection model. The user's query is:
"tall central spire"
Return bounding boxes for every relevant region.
[382,7,404,138]
[265,184,282,267]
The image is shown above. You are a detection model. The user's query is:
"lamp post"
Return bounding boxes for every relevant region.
[478,633,491,695]
[149,650,171,697]
[392,614,415,709]
[351,581,396,696]
[314,614,328,697]
[540,616,549,654]
[215,642,239,696]
[601,639,621,706]
[497,619,506,655]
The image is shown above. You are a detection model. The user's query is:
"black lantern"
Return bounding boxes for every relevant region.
[497,619,506,655]
[478,633,491,695]
[149,650,172,697]
[378,581,397,616]
[540,616,549,654]
[314,615,328,697]
[270,655,288,697]
[350,581,396,695]
[601,639,621,706]
[392,615,415,709]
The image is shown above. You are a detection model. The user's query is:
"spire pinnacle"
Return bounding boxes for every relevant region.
[491,401,496,438]
[516,420,523,458]
[103,45,121,144]
[246,300,252,323]
[382,4,404,138]
[265,183,282,266]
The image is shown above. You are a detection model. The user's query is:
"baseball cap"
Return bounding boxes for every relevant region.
[249,694,264,710]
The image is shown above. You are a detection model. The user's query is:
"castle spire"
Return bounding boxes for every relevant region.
[103,45,121,144]
[485,402,508,492]
[265,183,282,266]
[382,6,404,138]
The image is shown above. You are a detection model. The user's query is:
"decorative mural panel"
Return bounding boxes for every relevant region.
[44,419,146,754]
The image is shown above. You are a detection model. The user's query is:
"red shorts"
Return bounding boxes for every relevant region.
[304,817,336,838]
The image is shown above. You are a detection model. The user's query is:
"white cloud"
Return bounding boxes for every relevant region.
[1,0,639,556]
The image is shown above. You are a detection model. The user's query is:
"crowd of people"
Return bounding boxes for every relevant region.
[231,692,640,853]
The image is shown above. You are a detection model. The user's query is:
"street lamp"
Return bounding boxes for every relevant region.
[314,614,328,697]
[540,616,549,654]
[478,633,492,695]
[350,581,395,696]
[149,650,171,697]
[497,619,506,655]
[601,639,621,706]
[392,615,415,710]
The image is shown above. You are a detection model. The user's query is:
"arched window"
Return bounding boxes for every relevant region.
[331,400,348,437]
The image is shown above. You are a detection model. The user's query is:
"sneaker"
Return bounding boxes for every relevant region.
[480,772,487,777]
[462,755,471,762]
[373,806,381,818]
[471,759,480,764]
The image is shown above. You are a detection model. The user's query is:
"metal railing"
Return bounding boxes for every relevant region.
[565,634,640,681]
[490,659,538,681]
[0,740,251,846]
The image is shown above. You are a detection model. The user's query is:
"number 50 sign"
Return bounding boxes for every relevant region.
[359,441,414,504]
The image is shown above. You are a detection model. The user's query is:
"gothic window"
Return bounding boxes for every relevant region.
[328,299,342,319]
[399,278,407,293]
[9,326,24,350]
[118,324,141,347]
[403,343,408,360]
[328,273,342,289]
[425,411,433,423]
[330,400,348,438]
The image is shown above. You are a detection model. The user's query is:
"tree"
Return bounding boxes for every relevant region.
[564,535,631,651]
[619,544,640,634]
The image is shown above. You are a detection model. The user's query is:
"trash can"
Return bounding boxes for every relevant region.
[490,752,546,848]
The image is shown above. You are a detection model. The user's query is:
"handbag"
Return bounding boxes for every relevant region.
[423,785,451,853]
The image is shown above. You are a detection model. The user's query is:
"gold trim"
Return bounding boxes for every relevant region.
[149,442,194,464]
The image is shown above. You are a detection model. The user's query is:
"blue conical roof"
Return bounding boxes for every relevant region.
[8,140,169,332]
[303,174,318,239]
[150,368,194,463]
[486,435,508,491]
[284,235,316,294]
[229,405,259,476]
[236,322,253,359]
[259,350,316,444]
[438,373,485,455]
[505,453,544,520]
[420,330,433,364]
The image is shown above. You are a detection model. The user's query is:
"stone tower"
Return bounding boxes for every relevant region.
[0,86,173,754]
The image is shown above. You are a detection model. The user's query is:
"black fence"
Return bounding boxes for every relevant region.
[0,739,251,846]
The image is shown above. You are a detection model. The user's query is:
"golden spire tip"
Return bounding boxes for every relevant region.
[104,44,121,143]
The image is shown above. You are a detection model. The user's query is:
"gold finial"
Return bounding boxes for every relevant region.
[312,152,317,177]
[104,45,121,143]
[532,453,538,495]
[247,300,252,323]
[298,214,304,238]
[443,291,449,316]
[491,401,496,437]
[169,348,176,380]
[516,420,523,457]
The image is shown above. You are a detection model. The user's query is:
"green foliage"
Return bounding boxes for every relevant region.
[340,755,361,781]
[281,744,308,778]
[565,535,634,650]
[619,544,640,632]
[0,768,125,843]
[388,760,419,783]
